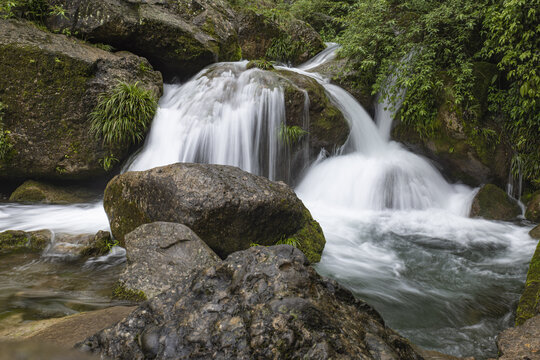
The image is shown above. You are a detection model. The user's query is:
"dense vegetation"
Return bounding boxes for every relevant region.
[248,0,539,188]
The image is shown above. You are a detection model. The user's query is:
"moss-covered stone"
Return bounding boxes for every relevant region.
[0,19,162,182]
[0,229,51,253]
[112,283,147,302]
[246,59,275,70]
[470,184,521,221]
[530,225,540,240]
[515,240,540,325]
[525,192,540,223]
[9,180,96,204]
[79,231,116,257]
[284,208,325,263]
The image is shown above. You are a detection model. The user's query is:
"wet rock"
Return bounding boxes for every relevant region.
[0,342,99,360]
[79,245,422,360]
[0,230,52,253]
[530,225,540,239]
[45,231,114,259]
[470,184,521,221]
[9,180,97,204]
[0,19,162,182]
[0,306,135,349]
[515,239,540,326]
[525,192,540,223]
[117,222,220,299]
[496,314,540,359]
[277,70,350,159]
[104,163,325,262]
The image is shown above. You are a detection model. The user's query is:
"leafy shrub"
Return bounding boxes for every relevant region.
[90,82,157,148]
[90,82,157,170]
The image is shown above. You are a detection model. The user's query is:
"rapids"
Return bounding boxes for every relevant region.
[0,45,536,358]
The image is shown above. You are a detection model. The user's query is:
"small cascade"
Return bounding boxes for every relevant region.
[126,62,310,182]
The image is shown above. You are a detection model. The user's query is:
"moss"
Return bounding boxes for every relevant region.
[516,240,540,325]
[0,230,49,253]
[112,283,147,302]
[246,59,275,70]
[283,207,325,263]
[470,184,521,220]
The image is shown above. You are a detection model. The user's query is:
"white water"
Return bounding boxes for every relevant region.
[0,45,536,358]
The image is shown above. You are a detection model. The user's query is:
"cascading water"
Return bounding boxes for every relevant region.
[0,45,536,358]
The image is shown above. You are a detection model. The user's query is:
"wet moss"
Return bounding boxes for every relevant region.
[516,240,540,325]
[278,207,325,264]
[112,283,147,302]
[246,59,274,70]
[0,230,50,253]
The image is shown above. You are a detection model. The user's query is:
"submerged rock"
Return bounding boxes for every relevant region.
[0,229,52,253]
[496,314,540,360]
[9,180,97,204]
[0,19,162,182]
[117,222,220,299]
[104,163,325,262]
[469,184,521,221]
[515,239,540,326]
[80,245,422,360]
[45,230,114,259]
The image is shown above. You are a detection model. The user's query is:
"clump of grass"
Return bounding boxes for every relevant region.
[275,236,299,248]
[90,82,157,170]
[279,124,307,147]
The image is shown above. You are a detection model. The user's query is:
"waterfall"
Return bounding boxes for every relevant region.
[0,44,535,359]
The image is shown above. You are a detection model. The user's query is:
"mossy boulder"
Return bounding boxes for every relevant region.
[0,229,52,253]
[469,184,521,221]
[0,19,162,182]
[104,163,325,263]
[515,240,540,326]
[275,70,349,182]
[9,180,97,204]
[392,62,511,187]
[525,192,540,223]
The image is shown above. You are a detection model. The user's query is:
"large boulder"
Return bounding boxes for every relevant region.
[79,245,422,360]
[469,184,521,221]
[515,239,540,326]
[45,0,324,80]
[0,19,162,182]
[116,222,221,299]
[392,63,511,187]
[104,163,325,262]
[9,180,97,204]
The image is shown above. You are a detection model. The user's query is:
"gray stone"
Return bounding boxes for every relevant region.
[79,245,423,360]
[104,163,325,263]
[496,314,540,360]
[118,222,220,299]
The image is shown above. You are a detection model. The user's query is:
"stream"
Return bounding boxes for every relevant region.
[0,45,536,359]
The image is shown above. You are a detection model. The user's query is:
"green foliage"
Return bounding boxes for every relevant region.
[94,43,115,52]
[265,34,303,63]
[278,124,307,147]
[90,81,157,148]
[275,236,299,248]
[0,102,13,161]
[289,0,352,40]
[483,0,540,186]
[99,154,119,172]
[0,0,54,22]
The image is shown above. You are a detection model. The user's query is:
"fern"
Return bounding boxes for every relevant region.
[279,124,307,147]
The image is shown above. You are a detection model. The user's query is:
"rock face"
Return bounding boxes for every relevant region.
[496,315,540,360]
[117,222,220,299]
[392,63,511,187]
[469,184,521,221]
[515,239,540,326]
[80,245,422,360]
[525,192,540,223]
[45,0,324,80]
[9,180,97,204]
[0,19,162,182]
[277,70,350,155]
[0,230,52,253]
[530,225,540,239]
[104,163,325,262]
